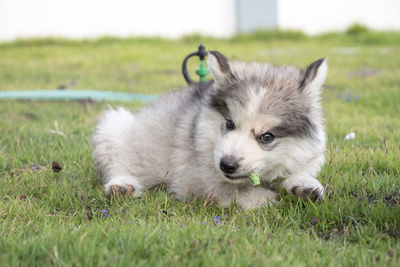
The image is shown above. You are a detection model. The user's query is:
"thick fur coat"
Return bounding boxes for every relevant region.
[92,51,327,210]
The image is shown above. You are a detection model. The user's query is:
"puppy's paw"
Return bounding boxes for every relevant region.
[283,178,324,200]
[291,185,323,200]
[109,184,135,196]
[104,176,143,198]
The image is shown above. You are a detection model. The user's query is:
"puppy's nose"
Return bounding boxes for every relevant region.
[220,156,238,174]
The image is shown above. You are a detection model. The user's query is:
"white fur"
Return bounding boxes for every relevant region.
[92,55,328,209]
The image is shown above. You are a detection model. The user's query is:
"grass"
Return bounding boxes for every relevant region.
[0,29,400,266]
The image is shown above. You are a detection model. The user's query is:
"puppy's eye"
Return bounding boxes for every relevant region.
[226,120,235,130]
[259,132,275,144]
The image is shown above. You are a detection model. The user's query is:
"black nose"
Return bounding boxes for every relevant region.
[220,156,238,174]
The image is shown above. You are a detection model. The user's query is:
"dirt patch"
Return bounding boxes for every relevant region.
[310,216,319,225]
[385,225,400,239]
[318,226,345,241]
[346,190,400,207]
[383,192,400,207]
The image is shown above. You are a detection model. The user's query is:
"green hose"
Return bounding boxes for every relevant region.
[0,90,157,102]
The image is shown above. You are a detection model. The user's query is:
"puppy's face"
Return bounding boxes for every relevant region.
[206,51,327,184]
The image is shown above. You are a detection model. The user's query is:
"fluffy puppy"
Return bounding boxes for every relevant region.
[92,51,327,209]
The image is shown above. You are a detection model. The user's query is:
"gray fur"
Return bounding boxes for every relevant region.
[92,51,328,209]
[209,61,317,138]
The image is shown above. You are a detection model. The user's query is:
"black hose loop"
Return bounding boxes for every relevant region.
[182,44,207,84]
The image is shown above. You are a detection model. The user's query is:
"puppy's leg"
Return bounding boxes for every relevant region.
[104,175,144,197]
[236,187,276,210]
[93,107,146,198]
[282,156,325,200]
[283,174,324,200]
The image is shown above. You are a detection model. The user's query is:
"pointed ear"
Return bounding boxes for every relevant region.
[207,51,232,84]
[299,58,328,98]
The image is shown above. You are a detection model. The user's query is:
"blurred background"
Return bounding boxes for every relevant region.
[1,0,399,41]
[0,0,399,96]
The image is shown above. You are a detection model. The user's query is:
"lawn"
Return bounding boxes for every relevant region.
[0,29,399,266]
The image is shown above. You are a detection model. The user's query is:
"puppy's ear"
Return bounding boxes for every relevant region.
[207,51,232,84]
[299,58,328,98]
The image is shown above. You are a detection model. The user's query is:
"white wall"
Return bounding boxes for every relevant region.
[278,0,400,34]
[1,0,399,41]
[236,0,278,32]
[0,0,236,41]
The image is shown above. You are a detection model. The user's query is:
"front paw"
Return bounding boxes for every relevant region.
[283,178,324,200]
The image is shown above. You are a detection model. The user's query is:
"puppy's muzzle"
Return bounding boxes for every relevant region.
[220,156,238,174]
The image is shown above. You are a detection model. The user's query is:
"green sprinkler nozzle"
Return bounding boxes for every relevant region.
[196,60,209,82]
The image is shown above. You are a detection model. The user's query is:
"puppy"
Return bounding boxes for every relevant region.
[92,51,327,209]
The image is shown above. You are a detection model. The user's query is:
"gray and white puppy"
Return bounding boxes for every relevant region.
[92,51,327,210]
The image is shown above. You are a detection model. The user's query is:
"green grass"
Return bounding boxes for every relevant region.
[1,29,400,266]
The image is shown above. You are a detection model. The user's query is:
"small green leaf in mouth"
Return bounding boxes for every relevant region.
[250,173,260,187]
